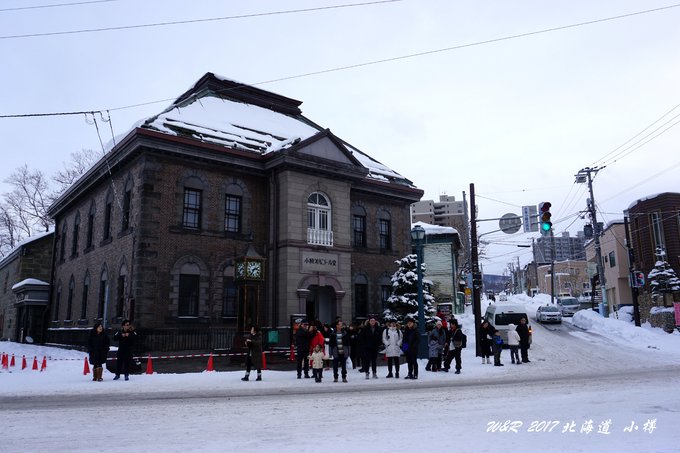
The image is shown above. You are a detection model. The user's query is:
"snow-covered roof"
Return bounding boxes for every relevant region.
[0,231,53,268]
[627,192,680,210]
[411,221,458,236]
[140,72,415,188]
[12,278,49,290]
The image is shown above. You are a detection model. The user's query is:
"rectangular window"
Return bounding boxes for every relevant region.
[353,215,366,247]
[222,277,237,317]
[183,188,202,229]
[179,274,200,317]
[381,285,391,311]
[650,212,665,250]
[307,208,316,229]
[81,284,89,319]
[379,219,391,250]
[354,283,368,318]
[122,190,131,231]
[224,195,241,233]
[319,210,328,230]
[103,202,112,240]
[608,251,616,268]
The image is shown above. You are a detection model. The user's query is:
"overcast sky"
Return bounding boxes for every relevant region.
[1,0,679,274]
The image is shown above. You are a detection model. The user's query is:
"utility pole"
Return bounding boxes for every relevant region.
[469,183,482,358]
[576,167,608,316]
[624,213,641,326]
[550,229,556,304]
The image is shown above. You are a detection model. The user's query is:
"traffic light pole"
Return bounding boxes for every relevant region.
[550,229,556,304]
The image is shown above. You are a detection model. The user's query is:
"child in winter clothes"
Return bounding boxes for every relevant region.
[492,330,504,367]
[507,323,521,365]
[308,344,329,383]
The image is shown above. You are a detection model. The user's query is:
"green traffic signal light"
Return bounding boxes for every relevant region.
[539,202,552,234]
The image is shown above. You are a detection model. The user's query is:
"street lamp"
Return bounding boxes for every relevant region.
[410,224,428,359]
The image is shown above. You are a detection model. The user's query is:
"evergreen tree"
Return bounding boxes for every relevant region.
[382,254,437,325]
[648,247,680,301]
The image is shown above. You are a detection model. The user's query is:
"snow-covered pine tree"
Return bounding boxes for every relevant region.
[382,254,437,326]
[648,247,680,301]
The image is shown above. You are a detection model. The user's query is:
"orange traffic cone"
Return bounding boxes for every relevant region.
[10,354,16,367]
[289,344,296,361]
[1,353,6,369]
[261,351,267,370]
[22,355,27,370]
[206,354,214,372]
[83,357,91,375]
[146,354,153,374]
[40,356,47,372]
[32,356,38,370]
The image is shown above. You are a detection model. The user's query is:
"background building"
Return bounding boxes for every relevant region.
[0,232,53,343]
[411,194,469,273]
[534,231,586,264]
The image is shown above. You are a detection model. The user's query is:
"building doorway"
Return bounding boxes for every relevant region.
[305,285,336,325]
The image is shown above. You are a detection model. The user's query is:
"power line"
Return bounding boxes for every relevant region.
[0,0,402,40]
[2,2,679,118]
[0,0,117,13]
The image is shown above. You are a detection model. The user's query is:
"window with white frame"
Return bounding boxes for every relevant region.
[650,212,665,250]
[307,192,333,246]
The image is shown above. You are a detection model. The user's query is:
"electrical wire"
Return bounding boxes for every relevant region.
[0,0,117,12]
[0,0,403,40]
[2,2,679,118]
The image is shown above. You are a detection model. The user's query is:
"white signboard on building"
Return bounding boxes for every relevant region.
[522,205,538,232]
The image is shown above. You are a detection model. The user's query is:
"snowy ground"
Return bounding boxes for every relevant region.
[1,294,679,452]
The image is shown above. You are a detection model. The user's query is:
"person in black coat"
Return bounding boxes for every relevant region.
[443,319,464,374]
[113,319,137,381]
[294,319,311,379]
[480,320,495,364]
[516,317,531,363]
[348,323,361,370]
[88,322,110,382]
[402,318,420,379]
[359,316,383,379]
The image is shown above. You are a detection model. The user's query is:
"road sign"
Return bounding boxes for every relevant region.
[522,205,538,232]
[499,213,521,234]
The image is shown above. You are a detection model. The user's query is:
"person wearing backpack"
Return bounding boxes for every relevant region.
[443,319,464,374]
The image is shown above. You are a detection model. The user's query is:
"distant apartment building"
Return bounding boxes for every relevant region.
[534,231,586,264]
[411,194,469,269]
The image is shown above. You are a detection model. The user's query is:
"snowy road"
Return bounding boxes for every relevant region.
[2,298,679,452]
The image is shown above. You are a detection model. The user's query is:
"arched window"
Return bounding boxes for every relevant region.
[353,273,369,319]
[71,212,80,257]
[98,267,108,320]
[86,201,96,249]
[307,192,333,246]
[116,261,127,318]
[59,221,68,262]
[54,281,62,321]
[66,276,75,321]
[81,272,90,320]
[103,190,113,241]
[179,262,201,317]
[121,177,133,231]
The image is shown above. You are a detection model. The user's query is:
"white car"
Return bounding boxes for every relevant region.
[556,297,580,317]
[536,305,562,323]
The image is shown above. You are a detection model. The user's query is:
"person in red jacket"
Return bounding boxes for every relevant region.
[308,323,326,355]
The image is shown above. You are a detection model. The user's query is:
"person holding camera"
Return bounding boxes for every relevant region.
[113,319,137,381]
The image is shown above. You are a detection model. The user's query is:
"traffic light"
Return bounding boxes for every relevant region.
[538,202,552,235]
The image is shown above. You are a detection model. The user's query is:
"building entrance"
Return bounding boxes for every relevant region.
[305,285,336,325]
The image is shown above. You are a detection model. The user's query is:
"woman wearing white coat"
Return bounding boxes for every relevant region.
[507,323,521,365]
[382,319,403,378]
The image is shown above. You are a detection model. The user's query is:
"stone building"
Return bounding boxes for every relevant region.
[46,73,422,350]
[0,232,53,343]
[626,192,680,322]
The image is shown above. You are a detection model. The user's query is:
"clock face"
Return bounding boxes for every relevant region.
[235,262,245,279]
[247,261,262,279]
